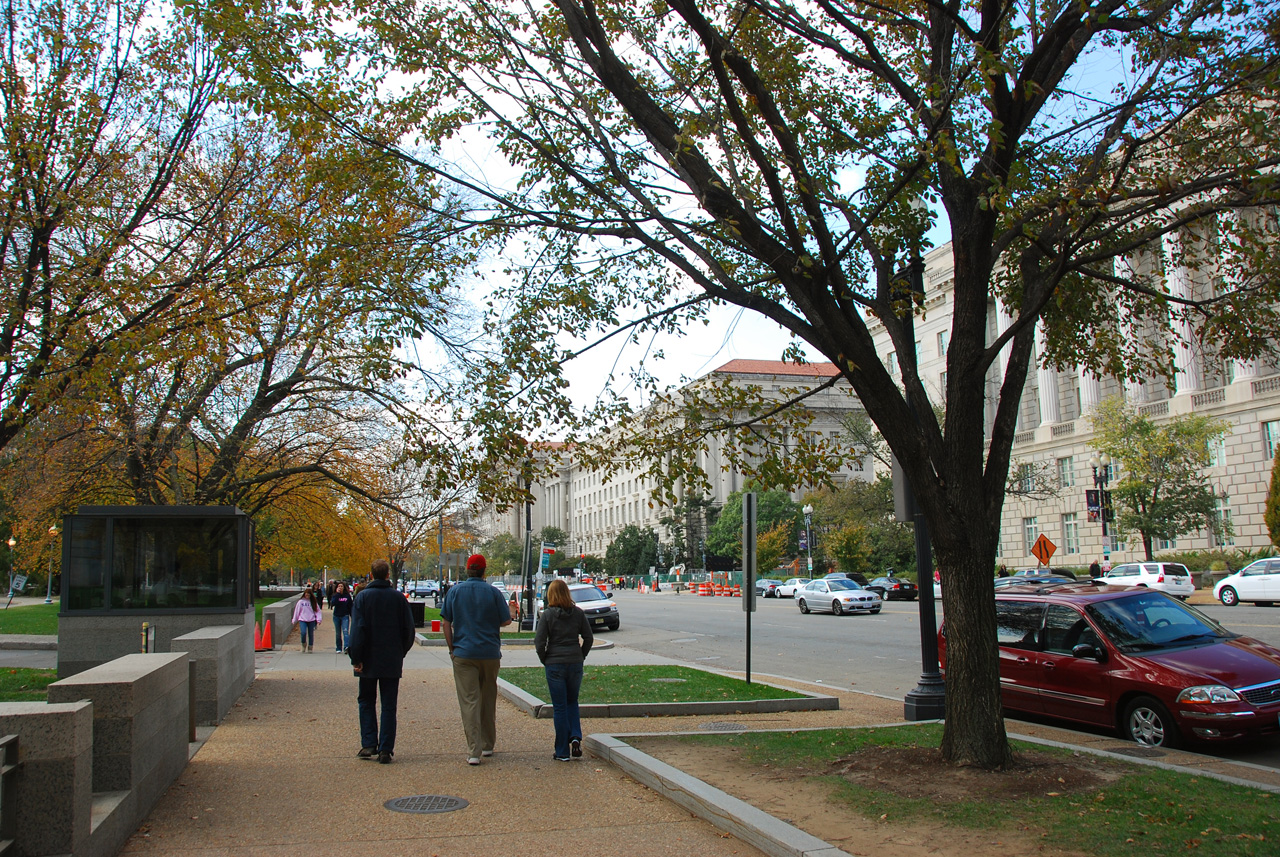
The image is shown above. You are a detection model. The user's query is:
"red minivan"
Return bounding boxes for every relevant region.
[938,583,1280,748]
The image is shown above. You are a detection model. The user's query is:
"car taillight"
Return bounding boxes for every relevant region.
[1157,572,1165,582]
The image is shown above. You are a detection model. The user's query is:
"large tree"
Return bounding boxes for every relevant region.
[218,0,1280,767]
[1090,397,1229,559]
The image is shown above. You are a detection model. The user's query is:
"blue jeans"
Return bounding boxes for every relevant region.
[358,676,401,753]
[298,620,316,648]
[544,662,583,759]
[333,615,350,651]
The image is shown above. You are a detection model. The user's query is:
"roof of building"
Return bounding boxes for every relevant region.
[712,359,842,377]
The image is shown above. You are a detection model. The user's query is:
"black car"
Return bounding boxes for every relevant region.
[823,571,870,587]
[867,576,919,601]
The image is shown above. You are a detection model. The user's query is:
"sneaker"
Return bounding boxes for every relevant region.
[570,739,582,758]
[481,750,494,757]
[554,755,571,762]
[357,747,375,759]
[378,751,392,764]
[467,757,481,766]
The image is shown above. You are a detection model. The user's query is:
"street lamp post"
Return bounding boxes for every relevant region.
[46,525,58,604]
[6,537,14,598]
[802,504,814,574]
[1090,453,1112,566]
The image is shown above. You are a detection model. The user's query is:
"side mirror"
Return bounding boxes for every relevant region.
[1072,643,1106,662]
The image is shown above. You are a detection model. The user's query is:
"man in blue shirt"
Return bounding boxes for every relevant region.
[440,553,512,765]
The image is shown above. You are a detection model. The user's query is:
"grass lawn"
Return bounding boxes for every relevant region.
[0,668,57,702]
[661,725,1276,856]
[501,664,807,704]
[0,603,59,635]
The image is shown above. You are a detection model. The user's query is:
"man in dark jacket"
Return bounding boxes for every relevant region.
[348,559,416,764]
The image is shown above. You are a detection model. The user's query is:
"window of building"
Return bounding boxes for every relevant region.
[1264,420,1280,462]
[1056,456,1075,488]
[887,351,899,376]
[1212,496,1235,547]
[1022,517,1038,555]
[937,330,949,358]
[1156,537,1177,551]
[939,371,947,393]
[1017,463,1034,493]
[1061,513,1079,555]
[1208,436,1226,469]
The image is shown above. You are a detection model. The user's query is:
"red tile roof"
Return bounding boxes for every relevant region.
[712,359,841,377]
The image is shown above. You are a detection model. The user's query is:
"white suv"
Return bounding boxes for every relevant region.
[1213,558,1280,606]
[1095,562,1196,599]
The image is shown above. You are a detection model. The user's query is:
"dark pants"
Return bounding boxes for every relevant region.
[358,676,401,754]
[544,662,584,759]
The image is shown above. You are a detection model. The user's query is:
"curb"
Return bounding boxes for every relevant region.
[585,733,844,857]
[0,635,57,651]
[497,673,838,720]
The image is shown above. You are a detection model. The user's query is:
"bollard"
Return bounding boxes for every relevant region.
[431,619,441,632]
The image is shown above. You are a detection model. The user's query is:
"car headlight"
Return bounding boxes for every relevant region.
[1176,685,1241,704]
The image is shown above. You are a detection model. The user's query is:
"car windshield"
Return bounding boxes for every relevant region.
[1085,591,1232,652]
[827,579,862,591]
[570,587,606,603]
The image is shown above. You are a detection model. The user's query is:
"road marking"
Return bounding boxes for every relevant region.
[670,638,698,643]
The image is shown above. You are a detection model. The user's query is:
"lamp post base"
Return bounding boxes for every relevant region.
[903,674,947,721]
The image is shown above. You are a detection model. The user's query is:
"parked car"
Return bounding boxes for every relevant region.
[408,580,440,598]
[537,582,620,631]
[823,571,871,586]
[777,578,810,598]
[754,578,785,598]
[866,576,918,601]
[1012,567,1077,580]
[796,579,882,615]
[1094,562,1195,599]
[1214,557,1280,606]
[993,575,1075,591]
[939,584,1280,748]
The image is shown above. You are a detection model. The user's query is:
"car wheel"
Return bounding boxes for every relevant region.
[832,600,844,615]
[1123,696,1180,749]
[798,598,810,614]
[870,608,881,614]
[1218,586,1239,606]
[606,621,619,631]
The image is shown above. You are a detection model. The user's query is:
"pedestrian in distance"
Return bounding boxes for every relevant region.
[348,559,416,764]
[1089,559,1102,581]
[534,578,593,761]
[292,585,323,652]
[331,581,354,652]
[440,553,511,765]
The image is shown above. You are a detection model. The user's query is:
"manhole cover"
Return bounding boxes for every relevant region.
[700,721,747,732]
[385,795,469,814]
[1109,746,1165,758]
[649,677,687,683]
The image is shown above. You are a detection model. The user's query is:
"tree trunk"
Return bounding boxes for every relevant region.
[936,546,1014,769]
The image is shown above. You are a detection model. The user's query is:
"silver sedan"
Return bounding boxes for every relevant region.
[796,579,882,615]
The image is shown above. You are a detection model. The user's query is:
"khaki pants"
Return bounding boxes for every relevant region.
[451,656,501,758]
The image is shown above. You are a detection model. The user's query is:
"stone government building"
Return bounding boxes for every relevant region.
[484,236,1280,568]
[869,242,1280,568]
[479,359,872,561]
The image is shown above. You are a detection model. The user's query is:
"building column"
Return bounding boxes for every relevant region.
[1162,229,1203,395]
[1035,323,1060,425]
[1078,366,1102,415]
[1114,253,1147,404]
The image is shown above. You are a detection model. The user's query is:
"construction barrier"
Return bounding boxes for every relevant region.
[254,621,273,652]
[731,585,741,597]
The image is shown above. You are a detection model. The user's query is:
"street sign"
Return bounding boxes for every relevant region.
[540,542,555,569]
[1031,534,1057,566]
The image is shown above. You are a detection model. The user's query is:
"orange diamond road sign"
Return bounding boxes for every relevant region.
[1031,534,1057,566]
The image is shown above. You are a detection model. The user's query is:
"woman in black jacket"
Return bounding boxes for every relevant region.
[534,579,593,761]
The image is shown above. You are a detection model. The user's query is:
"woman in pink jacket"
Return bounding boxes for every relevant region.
[292,586,324,652]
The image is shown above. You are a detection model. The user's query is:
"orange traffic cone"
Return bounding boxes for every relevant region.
[258,621,273,651]
[253,622,263,650]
